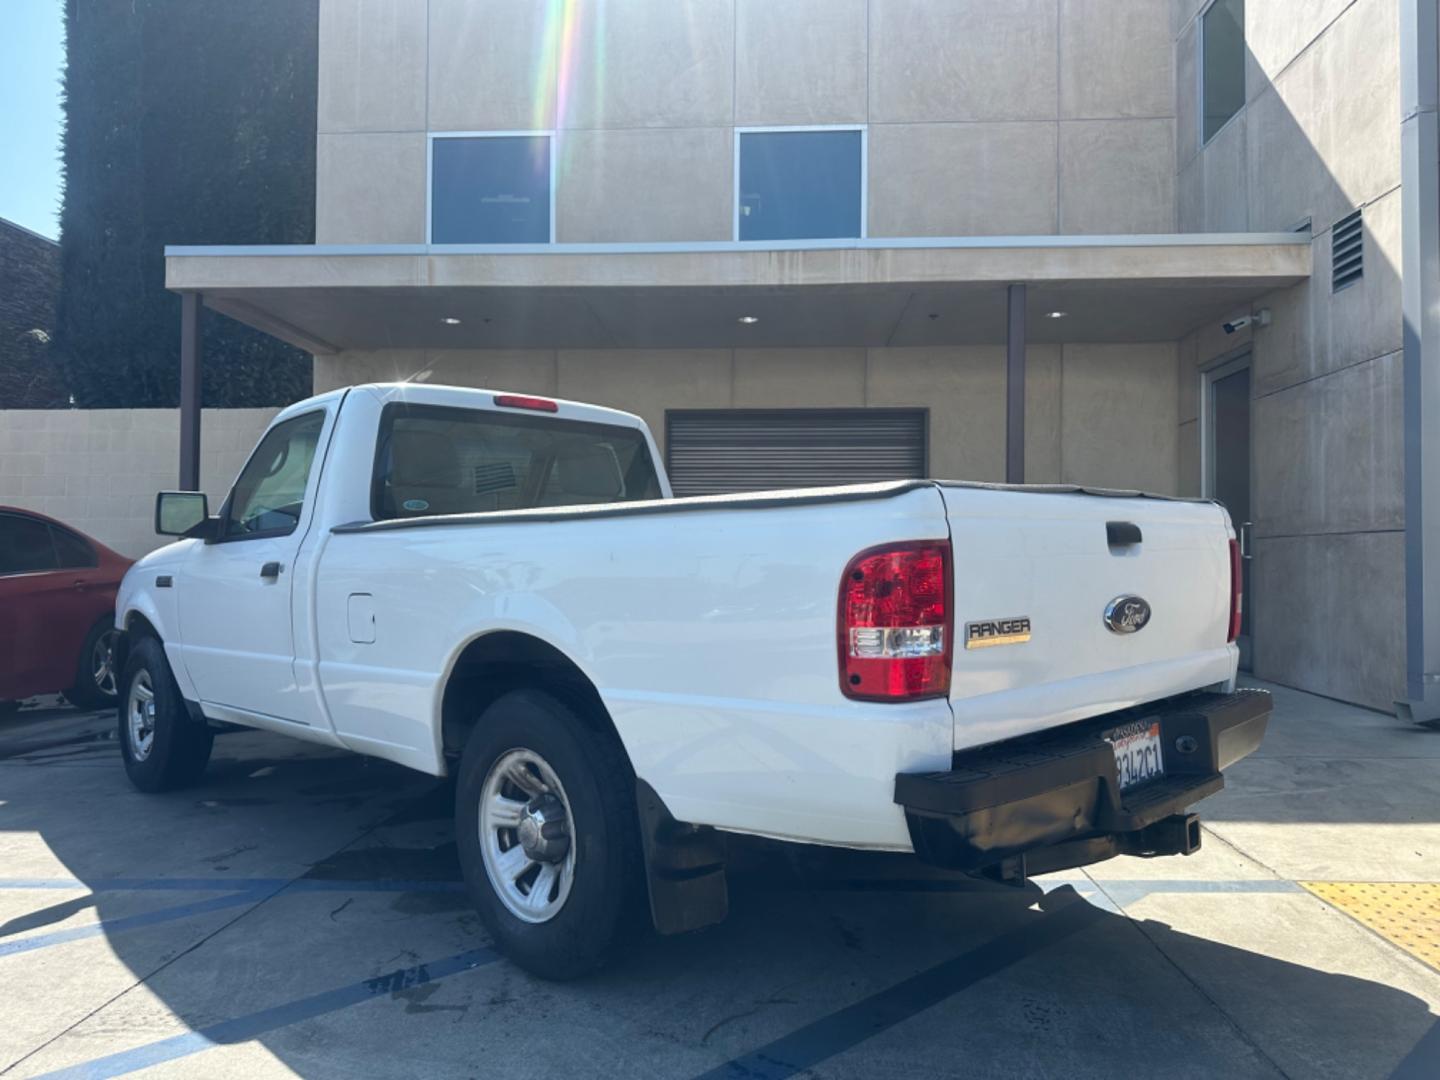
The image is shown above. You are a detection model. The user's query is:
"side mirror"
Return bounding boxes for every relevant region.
[154,491,213,538]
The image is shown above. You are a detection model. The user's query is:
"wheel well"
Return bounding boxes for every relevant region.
[116,612,161,675]
[440,632,627,768]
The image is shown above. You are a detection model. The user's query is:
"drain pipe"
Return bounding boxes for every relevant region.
[1400,0,1440,723]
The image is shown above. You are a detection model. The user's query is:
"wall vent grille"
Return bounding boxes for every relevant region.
[1332,209,1363,292]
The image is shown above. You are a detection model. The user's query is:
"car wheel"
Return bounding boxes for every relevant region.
[66,618,122,710]
[118,636,213,792]
[455,689,643,980]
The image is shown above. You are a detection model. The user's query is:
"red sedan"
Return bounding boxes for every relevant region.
[0,507,133,713]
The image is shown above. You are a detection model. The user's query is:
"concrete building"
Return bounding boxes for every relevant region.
[163,0,1432,717]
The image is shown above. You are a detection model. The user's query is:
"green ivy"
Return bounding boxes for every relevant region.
[52,0,318,408]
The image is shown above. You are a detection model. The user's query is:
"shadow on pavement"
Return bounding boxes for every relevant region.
[0,703,1435,1079]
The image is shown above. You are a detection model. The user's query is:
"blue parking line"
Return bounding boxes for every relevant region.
[33,947,502,1080]
[692,892,1107,1080]
[0,890,267,958]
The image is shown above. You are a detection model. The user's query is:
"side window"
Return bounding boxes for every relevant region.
[223,411,326,539]
[50,526,97,569]
[0,513,60,576]
[1201,0,1245,145]
[431,134,553,244]
[738,128,864,241]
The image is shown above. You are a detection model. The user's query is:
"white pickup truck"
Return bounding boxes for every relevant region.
[115,382,1269,978]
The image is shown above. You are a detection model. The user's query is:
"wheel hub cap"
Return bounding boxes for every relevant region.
[477,748,577,924]
[516,793,570,863]
[127,670,156,762]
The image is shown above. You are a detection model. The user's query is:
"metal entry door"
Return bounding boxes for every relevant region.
[665,409,928,497]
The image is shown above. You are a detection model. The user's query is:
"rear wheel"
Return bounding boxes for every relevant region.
[119,636,213,792]
[454,689,642,980]
[66,618,121,710]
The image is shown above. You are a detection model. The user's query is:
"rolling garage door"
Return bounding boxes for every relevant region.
[665,409,928,497]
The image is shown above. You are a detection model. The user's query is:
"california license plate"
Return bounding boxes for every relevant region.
[1105,720,1165,790]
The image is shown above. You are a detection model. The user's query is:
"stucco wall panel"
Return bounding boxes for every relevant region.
[558,0,735,130]
[868,122,1059,237]
[1060,343,1179,493]
[556,129,732,243]
[1060,0,1174,120]
[735,0,867,125]
[1252,531,1405,711]
[428,0,558,131]
[732,349,866,408]
[1251,350,1404,539]
[316,133,427,244]
[317,0,427,134]
[869,0,1059,123]
[1059,120,1176,234]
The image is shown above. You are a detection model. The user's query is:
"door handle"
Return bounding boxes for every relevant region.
[259,562,283,580]
[72,579,88,591]
[1239,522,1254,560]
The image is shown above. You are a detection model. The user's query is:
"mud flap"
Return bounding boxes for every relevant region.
[635,780,728,935]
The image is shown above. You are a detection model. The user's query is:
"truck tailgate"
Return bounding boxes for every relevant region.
[941,485,1237,751]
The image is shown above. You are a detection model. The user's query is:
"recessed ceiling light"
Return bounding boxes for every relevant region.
[737,315,759,324]
[441,316,462,325]
[1045,311,1067,319]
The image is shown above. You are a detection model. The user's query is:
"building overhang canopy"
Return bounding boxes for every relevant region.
[164,235,1312,354]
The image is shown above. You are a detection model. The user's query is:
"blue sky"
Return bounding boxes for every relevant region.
[1,0,65,239]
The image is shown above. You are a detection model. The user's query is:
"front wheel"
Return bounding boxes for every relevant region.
[454,689,643,980]
[119,636,213,792]
[67,618,121,710]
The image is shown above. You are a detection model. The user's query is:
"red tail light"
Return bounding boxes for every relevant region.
[839,541,952,701]
[1228,538,1243,643]
[493,394,558,413]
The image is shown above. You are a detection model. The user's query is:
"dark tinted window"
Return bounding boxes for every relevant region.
[0,513,59,575]
[373,404,662,520]
[1202,0,1245,144]
[739,130,863,241]
[50,526,97,569]
[432,135,551,244]
[224,411,326,539]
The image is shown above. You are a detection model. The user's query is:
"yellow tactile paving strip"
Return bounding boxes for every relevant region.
[1302,882,1440,972]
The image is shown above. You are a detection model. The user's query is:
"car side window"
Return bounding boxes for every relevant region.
[0,513,60,576]
[50,526,97,569]
[223,411,326,540]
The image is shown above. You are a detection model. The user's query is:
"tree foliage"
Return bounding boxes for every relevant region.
[0,220,65,408]
[53,0,318,408]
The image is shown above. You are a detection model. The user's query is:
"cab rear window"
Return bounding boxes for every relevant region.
[372,403,662,520]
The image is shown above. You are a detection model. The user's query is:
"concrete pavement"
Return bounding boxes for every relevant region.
[0,680,1436,1078]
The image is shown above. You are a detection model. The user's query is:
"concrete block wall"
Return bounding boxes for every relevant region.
[1173,0,1404,710]
[0,409,278,558]
[315,0,1178,244]
[313,344,1180,494]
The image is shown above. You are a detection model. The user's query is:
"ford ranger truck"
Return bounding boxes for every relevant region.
[114,383,1269,979]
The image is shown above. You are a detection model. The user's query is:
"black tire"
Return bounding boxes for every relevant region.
[66,618,121,711]
[118,636,214,793]
[454,689,643,980]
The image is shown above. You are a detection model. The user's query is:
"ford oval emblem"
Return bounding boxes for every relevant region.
[1104,595,1151,634]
